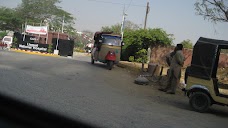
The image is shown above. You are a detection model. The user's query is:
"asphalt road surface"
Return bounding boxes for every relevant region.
[0,51,228,128]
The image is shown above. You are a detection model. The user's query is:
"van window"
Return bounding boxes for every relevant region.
[3,37,12,42]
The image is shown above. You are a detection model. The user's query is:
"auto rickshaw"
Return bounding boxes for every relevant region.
[183,37,228,112]
[91,32,122,70]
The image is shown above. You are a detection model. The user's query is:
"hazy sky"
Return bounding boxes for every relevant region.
[0,0,228,44]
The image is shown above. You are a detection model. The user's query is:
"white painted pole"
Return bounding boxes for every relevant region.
[120,7,126,41]
[46,24,48,44]
[23,22,27,41]
[61,15,65,33]
[56,28,60,50]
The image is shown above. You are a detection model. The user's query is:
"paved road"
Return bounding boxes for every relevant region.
[0,51,228,128]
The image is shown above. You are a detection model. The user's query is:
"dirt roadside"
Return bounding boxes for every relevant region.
[114,61,228,116]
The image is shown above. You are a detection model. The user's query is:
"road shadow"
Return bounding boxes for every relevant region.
[147,84,228,117]
[207,106,228,117]
[88,62,108,69]
[72,58,111,70]
[163,96,228,117]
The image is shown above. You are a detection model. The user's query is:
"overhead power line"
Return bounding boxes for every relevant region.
[125,0,133,12]
[86,0,146,7]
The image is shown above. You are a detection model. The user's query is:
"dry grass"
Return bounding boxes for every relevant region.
[118,61,228,95]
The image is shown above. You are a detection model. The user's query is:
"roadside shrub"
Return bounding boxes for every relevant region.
[0,31,7,39]
[74,48,85,53]
[129,56,134,62]
[48,44,53,53]
[12,37,18,48]
[135,49,147,63]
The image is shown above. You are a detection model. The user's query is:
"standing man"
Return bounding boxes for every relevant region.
[159,46,177,91]
[166,44,184,94]
[159,44,185,94]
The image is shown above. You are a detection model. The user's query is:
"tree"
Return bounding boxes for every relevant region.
[15,0,76,35]
[124,28,173,49]
[0,7,23,31]
[0,31,7,39]
[82,30,94,38]
[101,21,140,35]
[181,39,193,49]
[195,0,228,22]
[101,25,121,34]
[122,28,173,61]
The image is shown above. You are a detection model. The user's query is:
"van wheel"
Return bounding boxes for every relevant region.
[189,92,211,113]
[107,61,114,70]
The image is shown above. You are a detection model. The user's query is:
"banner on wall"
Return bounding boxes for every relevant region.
[26,25,48,35]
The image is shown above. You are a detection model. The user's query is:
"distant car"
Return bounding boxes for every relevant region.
[2,36,13,45]
[2,36,13,49]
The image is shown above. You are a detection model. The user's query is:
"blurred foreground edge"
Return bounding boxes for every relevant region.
[0,93,99,128]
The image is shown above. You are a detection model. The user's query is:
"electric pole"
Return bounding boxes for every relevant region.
[61,15,65,33]
[121,6,127,40]
[120,6,127,60]
[144,2,150,30]
[142,2,150,72]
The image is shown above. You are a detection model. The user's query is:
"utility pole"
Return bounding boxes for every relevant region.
[61,15,65,33]
[142,2,150,72]
[144,2,150,30]
[121,6,127,40]
[120,6,127,60]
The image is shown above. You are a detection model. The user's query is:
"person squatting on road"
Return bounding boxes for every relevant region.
[159,44,185,94]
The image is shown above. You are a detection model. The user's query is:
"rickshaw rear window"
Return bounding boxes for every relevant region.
[102,35,121,46]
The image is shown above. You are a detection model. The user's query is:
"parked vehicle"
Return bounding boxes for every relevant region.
[2,36,13,49]
[91,32,123,70]
[183,37,228,113]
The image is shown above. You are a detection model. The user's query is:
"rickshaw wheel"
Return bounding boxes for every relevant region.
[107,61,114,70]
[91,56,94,64]
[189,92,211,113]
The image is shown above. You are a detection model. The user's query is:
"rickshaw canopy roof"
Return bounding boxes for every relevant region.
[94,32,121,40]
[189,37,228,80]
[197,37,228,46]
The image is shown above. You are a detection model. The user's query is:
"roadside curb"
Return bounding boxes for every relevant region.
[73,52,91,57]
[117,61,143,75]
[11,49,59,57]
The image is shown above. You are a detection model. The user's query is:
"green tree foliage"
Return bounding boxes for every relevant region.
[122,28,173,61]
[82,30,94,37]
[101,24,121,35]
[181,39,193,49]
[195,0,228,22]
[135,49,148,63]
[16,0,76,34]
[74,40,84,49]
[0,7,22,31]
[0,0,76,35]
[101,21,140,35]
[0,31,7,39]
[48,44,53,53]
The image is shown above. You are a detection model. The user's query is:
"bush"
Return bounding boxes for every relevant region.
[129,56,134,62]
[0,31,7,39]
[12,37,18,48]
[74,48,85,53]
[122,28,173,61]
[48,44,53,53]
[135,49,147,63]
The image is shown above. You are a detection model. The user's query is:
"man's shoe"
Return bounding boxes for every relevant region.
[158,88,167,92]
